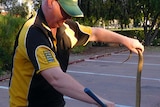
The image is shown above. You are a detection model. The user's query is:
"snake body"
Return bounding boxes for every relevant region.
[136,49,144,107]
[123,49,143,107]
[86,49,144,107]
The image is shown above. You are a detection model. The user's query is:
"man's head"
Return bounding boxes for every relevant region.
[42,0,84,28]
[58,0,84,17]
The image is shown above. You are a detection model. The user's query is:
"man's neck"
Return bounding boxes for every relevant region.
[51,28,57,37]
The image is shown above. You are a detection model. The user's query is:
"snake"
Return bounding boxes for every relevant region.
[122,49,143,107]
[85,49,144,107]
[136,49,144,107]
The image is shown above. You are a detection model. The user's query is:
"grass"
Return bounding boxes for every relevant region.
[71,46,87,54]
[145,46,160,52]
[109,27,144,31]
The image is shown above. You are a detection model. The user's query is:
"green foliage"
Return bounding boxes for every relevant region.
[114,29,160,46]
[0,15,25,73]
[10,2,29,18]
[71,46,86,54]
[152,38,160,46]
[74,16,98,26]
[114,29,144,41]
[78,0,160,46]
[33,0,42,10]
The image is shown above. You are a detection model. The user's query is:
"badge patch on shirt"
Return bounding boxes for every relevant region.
[43,50,54,62]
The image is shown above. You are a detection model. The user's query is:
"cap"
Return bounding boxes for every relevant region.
[58,0,84,17]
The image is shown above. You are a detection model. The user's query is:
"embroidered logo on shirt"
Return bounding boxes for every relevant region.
[43,50,54,62]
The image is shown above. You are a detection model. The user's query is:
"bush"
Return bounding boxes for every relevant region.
[71,46,87,54]
[0,15,25,74]
[114,29,160,46]
[114,29,144,41]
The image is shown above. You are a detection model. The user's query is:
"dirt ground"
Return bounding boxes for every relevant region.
[69,45,160,62]
[69,45,128,62]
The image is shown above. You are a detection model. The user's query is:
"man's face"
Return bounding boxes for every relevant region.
[49,0,71,28]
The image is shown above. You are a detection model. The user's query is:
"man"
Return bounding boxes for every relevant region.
[9,0,144,107]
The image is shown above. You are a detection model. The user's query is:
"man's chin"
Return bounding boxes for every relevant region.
[51,24,61,28]
[51,21,64,28]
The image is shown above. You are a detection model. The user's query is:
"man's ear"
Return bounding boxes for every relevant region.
[47,0,54,8]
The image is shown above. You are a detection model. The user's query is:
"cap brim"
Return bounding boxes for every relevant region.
[58,0,84,17]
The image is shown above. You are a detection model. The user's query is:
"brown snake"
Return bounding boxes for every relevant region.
[136,49,144,107]
[123,49,144,107]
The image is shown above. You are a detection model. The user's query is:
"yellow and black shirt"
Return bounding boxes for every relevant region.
[9,7,92,107]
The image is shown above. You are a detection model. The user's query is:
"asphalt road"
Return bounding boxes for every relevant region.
[0,49,160,107]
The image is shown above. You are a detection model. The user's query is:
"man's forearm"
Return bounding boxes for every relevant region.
[41,67,98,105]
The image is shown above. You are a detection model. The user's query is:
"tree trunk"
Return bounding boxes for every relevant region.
[144,12,160,46]
[150,23,160,42]
[144,34,150,46]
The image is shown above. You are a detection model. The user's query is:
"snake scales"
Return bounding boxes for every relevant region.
[136,49,144,107]
[123,49,143,107]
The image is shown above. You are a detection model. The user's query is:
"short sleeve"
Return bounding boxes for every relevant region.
[63,20,92,47]
[35,46,59,74]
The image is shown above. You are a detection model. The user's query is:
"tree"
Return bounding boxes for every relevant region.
[32,0,41,11]
[2,0,160,46]
[78,0,105,26]
[140,0,160,46]
[126,0,142,27]
[104,0,130,29]
[78,0,131,28]
[11,2,28,18]
[2,0,28,18]
[79,0,160,46]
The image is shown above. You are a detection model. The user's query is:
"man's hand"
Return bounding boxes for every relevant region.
[101,99,115,107]
[125,38,144,54]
